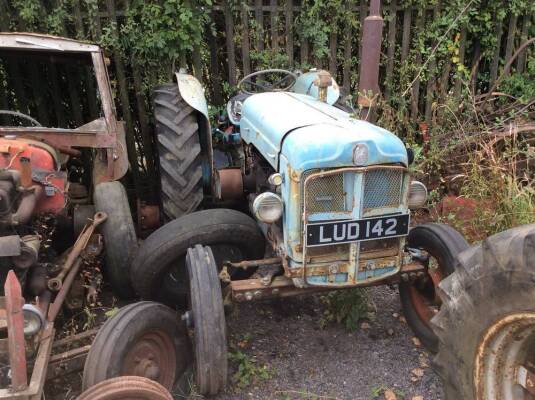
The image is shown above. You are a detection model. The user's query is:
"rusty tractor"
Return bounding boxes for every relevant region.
[0,33,138,398]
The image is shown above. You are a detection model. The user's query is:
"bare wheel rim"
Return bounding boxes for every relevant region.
[407,256,443,327]
[475,313,535,400]
[121,331,177,389]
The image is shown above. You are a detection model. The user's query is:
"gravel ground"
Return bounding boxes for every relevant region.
[44,286,443,399]
[214,286,443,400]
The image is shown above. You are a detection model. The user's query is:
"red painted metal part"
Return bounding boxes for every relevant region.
[358,0,383,121]
[4,270,27,391]
[0,138,66,213]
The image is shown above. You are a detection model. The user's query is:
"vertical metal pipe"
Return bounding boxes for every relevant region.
[358,0,383,122]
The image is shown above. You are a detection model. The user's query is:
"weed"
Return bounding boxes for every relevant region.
[228,351,274,389]
[320,288,372,332]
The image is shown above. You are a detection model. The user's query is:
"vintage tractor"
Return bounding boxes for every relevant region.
[0,33,137,398]
[79,68,469,396]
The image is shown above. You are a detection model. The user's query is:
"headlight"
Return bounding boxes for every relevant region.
[408,181,427,209]
[252,192,283,223]
[353,144,368,165]
[23,304,44,337]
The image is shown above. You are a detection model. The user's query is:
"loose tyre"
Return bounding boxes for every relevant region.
[94,181,138,298]
[432,223,535,400]
[399,223,469,352]
[153,84,203,221]
[82,301,192,392]
[186,245,228,395]
[131,209,265,305]
[77,376,173,400]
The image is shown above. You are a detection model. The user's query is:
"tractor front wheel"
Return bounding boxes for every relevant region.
[82,301,192,393]
[398,223,469,352]
[186,245,228,396]
[432,223,535,400]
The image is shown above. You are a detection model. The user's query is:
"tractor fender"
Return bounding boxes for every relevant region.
[174,72,214,195]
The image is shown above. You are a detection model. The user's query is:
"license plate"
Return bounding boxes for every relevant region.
[305,214,410,247]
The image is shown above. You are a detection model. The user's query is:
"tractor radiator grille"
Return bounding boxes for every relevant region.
[362,169,404,211]
[304,172,345,213]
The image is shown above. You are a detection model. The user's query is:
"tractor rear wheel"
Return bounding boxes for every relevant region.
[399,223,469,352]
[94,181,138,298]
[153,84,203,221]
[130,209,265,306]
[432,223,535,400]
[186,245,228,395]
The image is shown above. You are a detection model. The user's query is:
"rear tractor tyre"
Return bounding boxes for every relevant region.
[432,223,535,400]
[130,209,265,306]
[399,223,469,352]
[77,376,173,400]
[94,181,138,299]
[82,301,192,393]
[186,245,227,396]
[153,84,203,221]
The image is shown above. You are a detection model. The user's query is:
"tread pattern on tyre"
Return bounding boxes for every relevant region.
[153,84,203,221]
[82,301,191,391]
[399,223,469,352]
[131,209,265,302]
[186,245,227,396]
[431,223,535,399]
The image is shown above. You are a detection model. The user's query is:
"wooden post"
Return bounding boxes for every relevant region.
[329,32,338,76]
[209,10,223,105]
[516,15,531,73]
[424,6,439,124]
[241,3,251,76]
[489,17,503,86]
[453,26,466,99]
[400,8,411,62]
[342,23,352,94]
[271,0,279,53]
[255,0,264,52]
[4,270,27,391]
[285,0,294,67]
[384,0,397,100]
[410,11,425,120]
[503,14,518,76]
[224,1,237,86]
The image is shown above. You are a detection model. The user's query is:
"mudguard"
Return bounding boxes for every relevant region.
[174,72,214,194]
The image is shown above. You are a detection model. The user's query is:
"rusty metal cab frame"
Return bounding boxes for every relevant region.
[0,32,128,184]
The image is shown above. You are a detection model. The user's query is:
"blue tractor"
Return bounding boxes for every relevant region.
[116,69,469,395]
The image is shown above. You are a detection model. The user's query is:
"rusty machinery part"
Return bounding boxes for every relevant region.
[398,223,468,352]
[47,212,107,292]
[136,200,161,234]
[82,301,192,393]
[186,245,227,396]
[313,70,333,102]
[73,205,96,237]
[131,209,265,305]
[94,181,138,298]
[214,168,244,200]
[152,84,203,221]
[432,223,535,400]
[77,376,173,400]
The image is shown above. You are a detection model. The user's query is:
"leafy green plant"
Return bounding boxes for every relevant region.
[228,351,274,389]
[320,288,372,332]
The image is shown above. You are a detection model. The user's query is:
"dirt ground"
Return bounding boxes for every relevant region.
[45,285,443,400]
[213,286,443,400]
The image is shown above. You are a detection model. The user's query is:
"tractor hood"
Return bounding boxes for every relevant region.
[239,92,408,171]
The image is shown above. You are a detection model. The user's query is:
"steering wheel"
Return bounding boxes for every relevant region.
[0,110,42,127]
[238,69,298,94]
